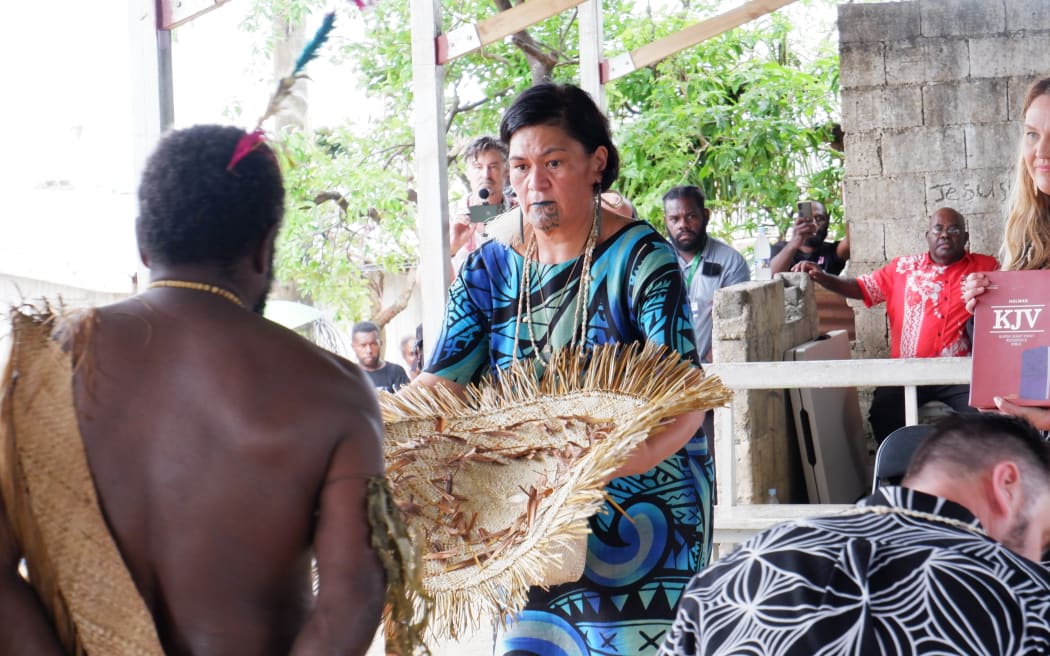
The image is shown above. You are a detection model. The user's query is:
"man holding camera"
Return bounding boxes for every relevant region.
[770,200,850,275]
[450,136,516,272]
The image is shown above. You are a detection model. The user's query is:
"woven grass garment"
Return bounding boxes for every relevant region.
[382,341,730,640]
[0,309,165,655]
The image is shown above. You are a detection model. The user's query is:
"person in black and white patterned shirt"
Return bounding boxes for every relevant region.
[661,413,1050,656]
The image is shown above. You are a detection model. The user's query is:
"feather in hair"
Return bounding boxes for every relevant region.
[293,11,336,75]
[228,12,337,171]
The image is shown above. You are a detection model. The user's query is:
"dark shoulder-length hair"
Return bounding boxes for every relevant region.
[499,83,620,191]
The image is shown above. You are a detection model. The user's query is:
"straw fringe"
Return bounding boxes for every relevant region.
[381,342,729,639]
[367,476,432,656]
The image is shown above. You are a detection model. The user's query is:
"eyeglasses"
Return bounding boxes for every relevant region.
[927,225,964,237]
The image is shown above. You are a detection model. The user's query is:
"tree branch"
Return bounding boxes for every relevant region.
[313,191,349,213]
[373,276,418,329]
[493,0,558,83]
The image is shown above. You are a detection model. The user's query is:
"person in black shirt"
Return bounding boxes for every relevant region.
[351,321,409,393]
[770,200,850,275]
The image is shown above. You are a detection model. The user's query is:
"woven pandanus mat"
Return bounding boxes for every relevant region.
[1,309,165,655]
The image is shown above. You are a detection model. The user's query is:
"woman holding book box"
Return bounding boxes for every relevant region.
[965,76,1050,427]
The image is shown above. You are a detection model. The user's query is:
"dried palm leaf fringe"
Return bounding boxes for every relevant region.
[381,341,730,640]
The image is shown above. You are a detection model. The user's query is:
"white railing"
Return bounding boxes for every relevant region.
[703,357,971,551]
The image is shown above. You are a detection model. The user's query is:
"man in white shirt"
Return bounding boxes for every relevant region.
[662,185,750,362]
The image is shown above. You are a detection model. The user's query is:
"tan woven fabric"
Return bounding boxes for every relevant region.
[382,341,730,640]
[0,310,164,655]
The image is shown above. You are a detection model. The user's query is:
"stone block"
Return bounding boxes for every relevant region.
[924,168,1014,216]
[843,174,927,223]
[964,209,1007,259]
[845,259,883,280]
[840,41,885,89]
[964,121,1018,170]
[1008,75,1037,120]
[846,218,887,267]
[1006,0,1050,31]
[854,306,889,358]
[922,38,971,83]
[920,0,1004,37]
[713,281,786,361]
[842,86,923,133]
[970,33,1050,79]
[881,126,965,174]
[883,37,925,85]
[924,79,1008,127]
[839,2,920,45]
[844,132,882,176]
[883,220,929,260]
[885,37,971,85]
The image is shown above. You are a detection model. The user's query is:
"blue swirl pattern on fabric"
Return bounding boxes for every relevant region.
[426,220,713,655]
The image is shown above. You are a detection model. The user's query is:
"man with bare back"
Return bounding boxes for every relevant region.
[0,125,395,655]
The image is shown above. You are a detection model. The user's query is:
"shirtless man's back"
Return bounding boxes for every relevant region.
[0,125,388,655]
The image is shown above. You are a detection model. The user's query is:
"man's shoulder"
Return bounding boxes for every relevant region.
[704,235,746,261]
[365,361,409,393]
[381,361,409,378]
[965,252,1000,270]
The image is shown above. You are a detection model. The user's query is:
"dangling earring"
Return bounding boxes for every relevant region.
[592,183,602,238]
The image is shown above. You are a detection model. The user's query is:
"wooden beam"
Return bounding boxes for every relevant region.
[437,0,587,63]
[705,357,970,391]
[157,0,231,31]
[604,0,797,82]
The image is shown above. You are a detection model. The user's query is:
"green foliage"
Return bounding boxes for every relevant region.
[608,6,842,242]
[244,0,842,321]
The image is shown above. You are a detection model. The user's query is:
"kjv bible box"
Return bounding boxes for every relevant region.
[970,270,1050,409]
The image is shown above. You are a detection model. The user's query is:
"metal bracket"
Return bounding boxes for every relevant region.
[605,52,637,81]
[441,24,482,62]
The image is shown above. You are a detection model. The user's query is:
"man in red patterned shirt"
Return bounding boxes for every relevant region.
[798,207,999,442]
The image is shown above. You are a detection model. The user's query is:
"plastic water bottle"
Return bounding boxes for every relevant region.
[754,225,772,280]
[765,487,780,504]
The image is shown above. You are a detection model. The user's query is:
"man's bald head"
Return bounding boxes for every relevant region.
[925,207,968,265]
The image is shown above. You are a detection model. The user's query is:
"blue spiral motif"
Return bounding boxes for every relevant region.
[501,611,589,656]
[585,501,666,588]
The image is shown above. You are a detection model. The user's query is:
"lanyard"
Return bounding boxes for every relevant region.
[685,255,703,288]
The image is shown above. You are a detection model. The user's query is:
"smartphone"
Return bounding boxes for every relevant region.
[797,201,813,220]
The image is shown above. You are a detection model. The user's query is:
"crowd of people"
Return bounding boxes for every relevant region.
[4,72,1050,656]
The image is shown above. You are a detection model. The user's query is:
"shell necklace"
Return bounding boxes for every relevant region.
[513,201,600,363]
[147,280,244,308]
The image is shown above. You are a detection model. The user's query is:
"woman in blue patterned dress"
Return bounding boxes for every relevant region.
[416,83,712,656]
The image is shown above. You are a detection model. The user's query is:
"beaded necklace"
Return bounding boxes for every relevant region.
[513,200,600,363]
[147,280,245,308]
[836,504,986,538]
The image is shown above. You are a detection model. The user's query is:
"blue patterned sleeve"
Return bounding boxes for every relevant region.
[423,255,492,385]
[630,237,701,366]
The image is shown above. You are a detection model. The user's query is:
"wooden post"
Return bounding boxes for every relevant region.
[578,0,604,111]
[411,0,451,351]
[128,0,166,289]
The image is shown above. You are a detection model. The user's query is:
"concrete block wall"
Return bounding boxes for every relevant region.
[711,273,820,504]
[839,0,1048,358]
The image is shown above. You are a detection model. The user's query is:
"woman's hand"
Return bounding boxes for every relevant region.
[963,271,992,314]
[993,396,1050,431]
